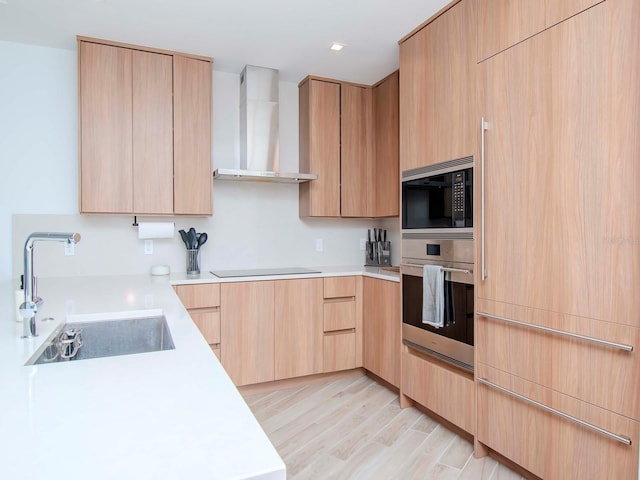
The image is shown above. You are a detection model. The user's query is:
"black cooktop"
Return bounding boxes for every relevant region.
[210,267,321,278]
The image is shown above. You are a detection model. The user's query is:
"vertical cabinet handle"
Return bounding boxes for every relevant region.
[481,118,489,280]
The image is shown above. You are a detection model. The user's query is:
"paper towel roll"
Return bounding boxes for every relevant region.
[137,222,175,239]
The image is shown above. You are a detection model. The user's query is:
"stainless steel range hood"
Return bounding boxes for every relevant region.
[213,65,317,183]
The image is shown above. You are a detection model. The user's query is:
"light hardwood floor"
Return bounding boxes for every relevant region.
[242,374,524,479]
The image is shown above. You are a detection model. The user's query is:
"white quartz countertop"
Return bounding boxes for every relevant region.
[0,275,285,480]
[169,264,401,285]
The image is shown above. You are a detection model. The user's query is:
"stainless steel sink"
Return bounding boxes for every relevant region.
[26,316,175,365]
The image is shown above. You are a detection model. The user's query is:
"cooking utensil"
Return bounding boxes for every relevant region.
[188,228,197,249]
[178,229,190,248]
[197,232,208,249]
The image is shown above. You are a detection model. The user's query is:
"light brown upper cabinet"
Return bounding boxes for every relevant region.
[476,0,604,62]
[299,74,399,218]
[340,84,372,217]
[399,0,477,172]
[78,37,212,215]
[371,72,399,217]
[299,79,341,217]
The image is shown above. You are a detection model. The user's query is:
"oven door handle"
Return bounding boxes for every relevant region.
[401,263,473,276]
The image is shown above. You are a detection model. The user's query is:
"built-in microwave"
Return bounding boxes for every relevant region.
[402,157,473,236]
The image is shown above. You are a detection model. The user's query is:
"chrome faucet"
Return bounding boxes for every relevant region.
[20,232,81,338]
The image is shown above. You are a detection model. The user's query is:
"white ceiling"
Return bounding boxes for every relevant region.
[0,0,449,84]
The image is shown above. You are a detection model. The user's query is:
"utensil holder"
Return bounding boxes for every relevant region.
[365,241,391,267]
[186,249,200,276]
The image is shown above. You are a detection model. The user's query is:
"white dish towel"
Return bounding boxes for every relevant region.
[422,265,445,328]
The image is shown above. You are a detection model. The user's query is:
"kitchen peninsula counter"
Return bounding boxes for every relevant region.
[0,275,285,480]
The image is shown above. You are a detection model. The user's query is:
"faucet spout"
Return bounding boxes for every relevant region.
[21,232,81,339]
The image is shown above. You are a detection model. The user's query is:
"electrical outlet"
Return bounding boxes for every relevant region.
[144,239,153,255]
[64,242,75,256]
[315,238,323,252]
[359,238,366,251]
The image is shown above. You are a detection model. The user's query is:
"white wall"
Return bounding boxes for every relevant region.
[3,41,399,282]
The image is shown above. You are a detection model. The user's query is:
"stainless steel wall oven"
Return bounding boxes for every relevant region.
[401,158,475,372]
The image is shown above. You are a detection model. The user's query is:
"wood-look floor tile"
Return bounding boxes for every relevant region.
[392,425,457,479]
[242,375,524,480]
[373,406,424,446]
[411,413,439,435]
[330,403,402,461]
[490,463,525,480]
[438,435,474,469]
[458,456,499,480]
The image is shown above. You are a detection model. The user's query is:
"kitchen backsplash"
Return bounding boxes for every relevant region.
[12,181,399,280]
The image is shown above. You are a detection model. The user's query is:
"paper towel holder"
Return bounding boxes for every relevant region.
[132,216,138,227]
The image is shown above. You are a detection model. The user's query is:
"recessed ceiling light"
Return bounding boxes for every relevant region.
[330,43,345,52]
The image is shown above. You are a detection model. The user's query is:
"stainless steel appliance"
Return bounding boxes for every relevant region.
[402,157,473,238]
[401,238,474,372]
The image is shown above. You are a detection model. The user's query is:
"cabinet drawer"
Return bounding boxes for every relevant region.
[175,283,220,309]
[477,301,640,419]
[402,349,474,434]
[324,331,356,372]
[324,276,357,298]
[477,364,639,480]
[323,300,356,332]
[190,310,220,345]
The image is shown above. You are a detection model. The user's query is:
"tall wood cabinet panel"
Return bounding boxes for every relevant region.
[274,279,324,380]
[476,0,640,475]
[220,282,275,386]
[363,278,400,388]
[79,42,133,213]
[477,365,640,480]
[173,55,213,215]
[371,72,399,217]
[477,300,640,420]
[132,50,174,214]
[340,84,372,217]
[299,79,341,217]
[478,0,640,326]
[78,37,212,215]
[399,0,476,171]
[476,0,605,62]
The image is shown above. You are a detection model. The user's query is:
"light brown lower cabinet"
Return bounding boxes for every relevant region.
[363,277,400,387]
[220,281,275,386]
[477,364,640,480]
[177,276,366,386]
[174,283,221,358]
[323,331,356,372]
[402,349,475,434]
[274,279,324,380]
[322,276,363,373]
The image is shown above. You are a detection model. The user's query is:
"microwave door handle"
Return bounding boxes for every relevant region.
[481,117,489,281]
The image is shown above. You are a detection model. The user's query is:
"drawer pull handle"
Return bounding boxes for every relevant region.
[478,312,634,352]
[478,378,633,446]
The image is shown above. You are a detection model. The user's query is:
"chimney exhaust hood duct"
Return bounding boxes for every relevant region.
[213,65,317,183]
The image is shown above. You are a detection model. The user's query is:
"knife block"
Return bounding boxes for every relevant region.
[365,241,391,267]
